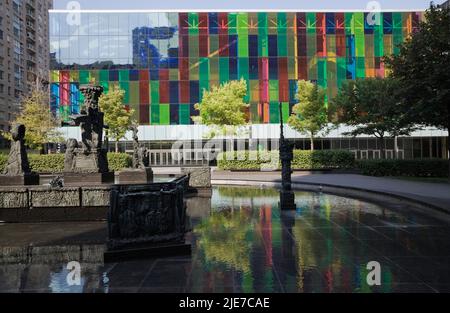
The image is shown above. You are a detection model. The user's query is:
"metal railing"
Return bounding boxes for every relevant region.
[351,149,405,160]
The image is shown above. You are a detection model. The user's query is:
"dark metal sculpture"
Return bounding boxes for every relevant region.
[63,85,110,174]
[0,124,39,186]
[105,176,191,261]
[117,124,153,184]
[279,103,296,211]
[49,176,64,188]
[2,124,31,176]
[130,124,149,169]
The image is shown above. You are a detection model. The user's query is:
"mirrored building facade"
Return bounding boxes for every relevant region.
[49,11,424,125]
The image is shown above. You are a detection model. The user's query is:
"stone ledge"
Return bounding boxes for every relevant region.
[30,187,80,208]
[0,174,40,186]
[81,187,111,207]
[182,167,211,189]
[117,168,154,184]
[0,186,113,212]
[0,188,28,209]
[64,172,114,186]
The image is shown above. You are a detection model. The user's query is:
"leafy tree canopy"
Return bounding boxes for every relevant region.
[1,88,62,151]
[193,79,249,137]
[288,80,331,150]
[384,4,450,130]
[99,86,135,152]
[332,77,416,139]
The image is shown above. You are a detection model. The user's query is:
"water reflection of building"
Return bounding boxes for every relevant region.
[0,245,105,293]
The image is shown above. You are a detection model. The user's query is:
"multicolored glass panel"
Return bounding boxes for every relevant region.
[49,11,423,125]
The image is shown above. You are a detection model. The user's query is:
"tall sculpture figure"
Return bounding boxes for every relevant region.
[131,124,149,169]
[0,124,39,186]
[279,103,296,210]
[118,124,153,183]
[63,85,114,184]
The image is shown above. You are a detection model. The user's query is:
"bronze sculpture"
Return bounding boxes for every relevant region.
[131,124,149,169]
[63,85,113,184]
[0,124,39,185]
[117,124,153,184]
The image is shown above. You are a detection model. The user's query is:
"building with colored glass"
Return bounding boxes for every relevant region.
[49,10,448,162]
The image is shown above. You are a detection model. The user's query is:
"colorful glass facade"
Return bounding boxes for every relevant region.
[49,11,423,125]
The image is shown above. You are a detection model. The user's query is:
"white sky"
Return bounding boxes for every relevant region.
[52,0,445,10]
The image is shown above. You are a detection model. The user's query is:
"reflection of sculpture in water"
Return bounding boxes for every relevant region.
[130,124,149,169]
[2,124,31,176]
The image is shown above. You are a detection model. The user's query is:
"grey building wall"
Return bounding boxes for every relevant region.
[0,0,52,147]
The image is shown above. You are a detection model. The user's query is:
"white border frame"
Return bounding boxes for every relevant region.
[49,9,426,13]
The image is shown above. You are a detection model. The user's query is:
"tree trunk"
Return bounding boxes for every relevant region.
[115,141,119,153]
[310,135,315,151]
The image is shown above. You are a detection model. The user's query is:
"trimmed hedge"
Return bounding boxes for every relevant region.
[0,153,132,173]
[108,153,132,171]
[0,154,7,173]
[29,154,65,173]
[358,159,449,177]
[217,150,356,171]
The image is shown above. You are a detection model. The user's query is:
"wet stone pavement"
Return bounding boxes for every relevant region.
[0,186,449,293]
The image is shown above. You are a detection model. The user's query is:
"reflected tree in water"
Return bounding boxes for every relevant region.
[194,207,256,274]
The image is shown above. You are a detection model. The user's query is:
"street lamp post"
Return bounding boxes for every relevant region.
[279,102,296,211]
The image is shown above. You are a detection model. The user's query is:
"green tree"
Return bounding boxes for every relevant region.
[332,78,416,159]
[193,79,249,137]
[99,86,135,152]
[1,88,61,153]
[288,80,330,151]
[385,4,450,175]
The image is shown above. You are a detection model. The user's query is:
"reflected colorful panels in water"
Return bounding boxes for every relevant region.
[2,187,450,293]
[49,11,423,124]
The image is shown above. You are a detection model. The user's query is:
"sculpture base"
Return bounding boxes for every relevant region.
[280,190,296,211]
[64,172,114,185]
[118,168,154,184]
[0,174,39,186]
[104,242,191,263]
[70,148,109,174]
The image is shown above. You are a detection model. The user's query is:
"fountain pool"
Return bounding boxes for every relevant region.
[0,186,449,293]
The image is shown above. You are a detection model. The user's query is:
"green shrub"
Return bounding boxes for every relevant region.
[358,159,449,177]
[217,150,355,171]
[28,154,65,173]
[0,154,7,173]
[0,152,132,173]
[108,153,132,171]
